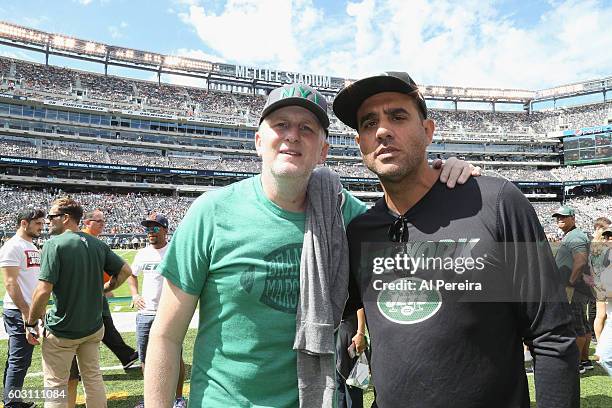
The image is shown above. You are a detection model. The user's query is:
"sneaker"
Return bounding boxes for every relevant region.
[525,365,534,374]
[173,397,187,408]
[133,400,145,408]
[123,352,140,370]
[581,360,594,370]
[578,364,586,374]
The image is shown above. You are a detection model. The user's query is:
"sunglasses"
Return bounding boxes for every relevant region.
[90,219,105,224]
[388,215,409,243]
[47,213,66,220]
[145,226,162,233]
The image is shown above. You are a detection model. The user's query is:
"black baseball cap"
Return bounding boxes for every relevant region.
[259,83,330,130]
[141,214,169,229]
[333,71,428,130]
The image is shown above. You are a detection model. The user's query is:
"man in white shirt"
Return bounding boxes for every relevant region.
[128,214,186,408]
[0,208,45,408]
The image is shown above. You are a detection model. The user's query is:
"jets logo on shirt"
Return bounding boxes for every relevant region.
[24,250,40,268]
[377,277,442,324]
[140,263,160,273]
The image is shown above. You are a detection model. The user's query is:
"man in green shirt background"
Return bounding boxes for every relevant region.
[26,197,132,408]
[553,205,593,374]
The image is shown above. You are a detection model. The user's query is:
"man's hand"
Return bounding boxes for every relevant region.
[103,276,117,293]
[25,322,41,346]
[351,331,367,354]
[131,294,146,310]
[583,274,595,288]
[433,157,481,188]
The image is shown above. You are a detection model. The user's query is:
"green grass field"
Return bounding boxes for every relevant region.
[2,250,612,406]
[1,334,611,407]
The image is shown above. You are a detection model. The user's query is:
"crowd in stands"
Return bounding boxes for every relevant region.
[536,104,611,133]
[531,198,612,239]
[2,56,611,137]
[0,186,193,238]
[483,167,558,182]
[551,166,612,181]
[531,202,562,235]
[2,135,610,181]
[1,187,609,246]
[565,196,612,232]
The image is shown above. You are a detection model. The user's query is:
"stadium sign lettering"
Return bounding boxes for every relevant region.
[121,110,177,120]
[43,100,107,112]
[170,169,198,175]
[0,93,26,101]
[0,156,39,165]
[235,65,331,88]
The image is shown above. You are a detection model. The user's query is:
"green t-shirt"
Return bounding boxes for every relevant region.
[159,175,366,408]
[554,227,590,284]
[39,231,125,339]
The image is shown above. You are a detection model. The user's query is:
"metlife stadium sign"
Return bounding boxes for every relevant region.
[234,65,333,88]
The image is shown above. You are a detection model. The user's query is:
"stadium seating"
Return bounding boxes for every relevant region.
[2,57,611,137]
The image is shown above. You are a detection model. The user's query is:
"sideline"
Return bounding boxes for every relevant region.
[0,311,199,340]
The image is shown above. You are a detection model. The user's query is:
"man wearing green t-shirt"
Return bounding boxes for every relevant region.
[26,197,132,408]
[144,84,475,408]
[552,205,592,374]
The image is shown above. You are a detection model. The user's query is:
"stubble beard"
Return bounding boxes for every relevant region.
[25,226,41,239]
[365,150,426,184]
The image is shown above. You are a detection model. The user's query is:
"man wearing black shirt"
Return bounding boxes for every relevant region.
[333,72,579,408]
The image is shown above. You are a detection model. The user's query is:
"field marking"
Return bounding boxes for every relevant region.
[25,364,132,377]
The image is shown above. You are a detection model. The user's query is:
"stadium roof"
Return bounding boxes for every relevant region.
[1,21,611,103]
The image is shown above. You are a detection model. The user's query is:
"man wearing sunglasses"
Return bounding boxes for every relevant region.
[333,72,578,407]
[127,214,187,408]
[0,208,44,408]
[82,210,139,371]
[144,83,475,408]
[25,197,133,408]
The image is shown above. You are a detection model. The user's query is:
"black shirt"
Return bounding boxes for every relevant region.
[346,177,578,408]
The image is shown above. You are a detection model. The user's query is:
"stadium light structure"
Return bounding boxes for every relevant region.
[0,20,609,104]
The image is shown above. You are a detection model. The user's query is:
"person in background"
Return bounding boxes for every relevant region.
[552,206,593,374]
[0,208,44,408]
[594,227,612,375]
[128,214,187,408]
[26,197,132,408]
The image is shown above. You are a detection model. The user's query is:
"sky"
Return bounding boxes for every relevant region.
[1,0,612,91]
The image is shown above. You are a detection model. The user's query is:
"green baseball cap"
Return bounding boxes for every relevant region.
[552,206,575,217]
[259,83,329,130]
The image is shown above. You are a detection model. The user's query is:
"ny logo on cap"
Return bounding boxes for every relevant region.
[280,85,322,107]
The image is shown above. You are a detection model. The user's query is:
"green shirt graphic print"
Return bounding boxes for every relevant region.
[159,175,366,408]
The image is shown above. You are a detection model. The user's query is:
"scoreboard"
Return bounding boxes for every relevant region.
[563,126,612,165]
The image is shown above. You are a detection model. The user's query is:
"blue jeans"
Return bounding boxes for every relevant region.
[136,313,156,364]
[3,308,35,406]
[336,370,364,408]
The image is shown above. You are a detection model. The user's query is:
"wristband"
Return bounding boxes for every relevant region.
[24,320,38,328]
[26,325,39,339]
